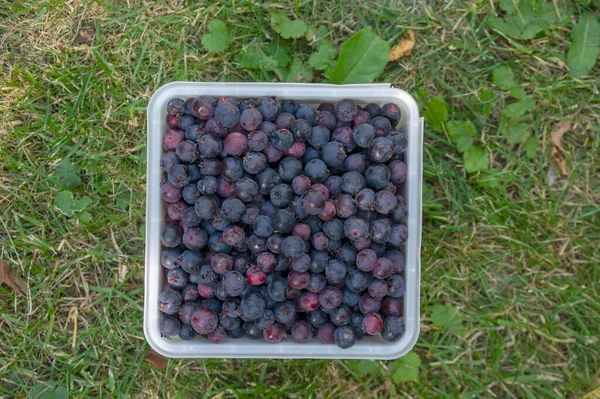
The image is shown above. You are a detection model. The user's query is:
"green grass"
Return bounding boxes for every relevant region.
[1,0,599,398]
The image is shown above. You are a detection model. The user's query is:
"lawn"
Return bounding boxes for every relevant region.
[1,0,599,398]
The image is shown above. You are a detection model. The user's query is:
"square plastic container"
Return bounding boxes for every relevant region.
[145,82,423,359]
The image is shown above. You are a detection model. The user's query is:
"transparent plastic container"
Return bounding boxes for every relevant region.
[144,82,423,359]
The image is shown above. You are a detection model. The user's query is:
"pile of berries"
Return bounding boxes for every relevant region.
[158,95,408,348]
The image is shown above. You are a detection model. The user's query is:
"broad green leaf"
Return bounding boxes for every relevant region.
[391,352,421,383]
[431,305,458,327]
[115,192,132,210]
[479,88,496,116]
[237,45,262,69]
[499,0,519,13]
[509,86,526,99]
[524,137,539,158]
[492,66,517,89]
[309,40,336,70]
[54,191,74,216]
[504,96,535,119]
[265,41,291,68]
[30,382,68,399]
[505,122,530,144]
[78,211,93,224]
[54,160,81,189]
[446,120,476,152]
[285,57,313,82]
[201,20,230,52]
[72,196,92,212]
[423,97,448,132]
[567,14,600,78]
[325,27,389,84]
[350,359,381,377]
[431,304,466,334]
[270,12,309,39]
[478,170,501,189]
[487,1,548,40]
[463,146,489,173]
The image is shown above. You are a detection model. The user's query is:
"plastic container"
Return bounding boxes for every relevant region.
[144,82,423,359]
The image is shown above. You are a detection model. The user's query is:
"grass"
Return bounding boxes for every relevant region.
[1,0,599,397]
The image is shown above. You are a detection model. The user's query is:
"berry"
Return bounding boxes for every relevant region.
[333,326,356,348]
[309,125,331,149]
[296,105,319,125]
[291,320,313,343]
[159,314,181,336]
[247,130,269,151]
[335,99,358,122]
[317,323,336,344]
[161,224,182,247]
[257,96,281,121]
[222,270,246,297]
[192,96,217,120]
[359,294,381,314]
[240,293,265,320]
[341,171,366,195]
[191,308,218,334]
[223,133,248,157]
[352,124,375,148]
[330,305,352,326]
[381,296,403,317]
[158,289,182,314]
[381,317,405,342]
[240,108,263,131]
[304,159,330,183]
[362,312,383,335]
[381,103,401,125]
[319,286,343,311]
[368,137,394,163]
[335,194,358,219]
[263,323,286,343]
[356,249,377,272]
[182,227,208,250]
[274,300,297,324]
[215,102,240,128]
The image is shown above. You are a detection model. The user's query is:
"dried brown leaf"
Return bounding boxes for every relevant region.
[0,260,26,295]
[388,29,415,61]
[549,114,577,176]
[145,349,168,369]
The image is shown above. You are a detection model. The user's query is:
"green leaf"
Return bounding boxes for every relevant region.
[446,120,476,152]
[54,191,74,216]
[492,66,517,89]
[324,27,390,84]
[309,40,336,70]
[78,211,93,224]
[478,170,501,189]
[30,382,68,399]
[54,160,81,189]
[270,12,309,39]
[505,122,530,144]
[285,57,313,82]
[523,137,539,158]
[423,97,448,132]
[567,14,600,78]
[201,20,231,52]
[391,352,421,383]
[115,192,131,210]
[504,96,535,119]
[487,1,548,40]
[72,196,92,212]
[431,305,466,334]
[237,45,261,69]
[431,305,457,328]
[499,0,519,13]
[265,41,291,68]
[509,86,526,99]
[349,359,381,377]
[463,146,489,173]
